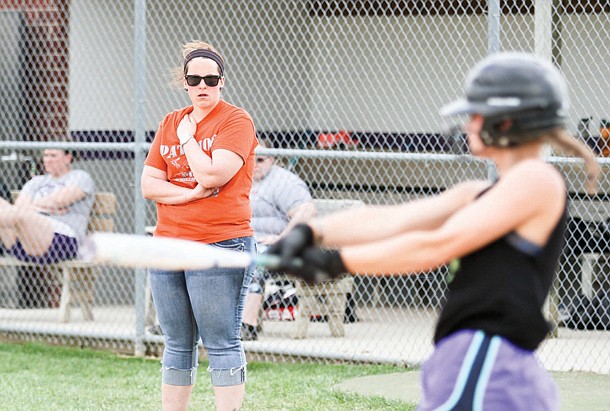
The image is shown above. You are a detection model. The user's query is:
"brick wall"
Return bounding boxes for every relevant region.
[1,0,70,142]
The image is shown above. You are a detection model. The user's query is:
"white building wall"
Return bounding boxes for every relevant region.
[67,2,610,136]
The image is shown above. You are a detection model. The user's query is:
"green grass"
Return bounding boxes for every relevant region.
[0,342,416,410]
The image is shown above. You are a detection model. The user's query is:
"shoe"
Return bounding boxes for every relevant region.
[147,324,163,335]
[241,323,259,341]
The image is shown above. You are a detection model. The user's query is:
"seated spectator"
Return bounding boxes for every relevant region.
[241,139,316,340]
[0,179,11,257]
[0,149,95,264]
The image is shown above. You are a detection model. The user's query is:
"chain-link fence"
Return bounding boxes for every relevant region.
[0,1,609,373]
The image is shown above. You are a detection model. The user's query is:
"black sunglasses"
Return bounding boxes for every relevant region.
[185,75,222,87]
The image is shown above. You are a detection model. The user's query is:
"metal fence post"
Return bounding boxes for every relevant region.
[133,0,148,358]
[487,0,501,55]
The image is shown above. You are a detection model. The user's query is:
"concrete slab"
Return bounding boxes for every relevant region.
[335,370,610,411]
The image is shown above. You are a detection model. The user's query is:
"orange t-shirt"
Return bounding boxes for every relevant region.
[145,100,257,243]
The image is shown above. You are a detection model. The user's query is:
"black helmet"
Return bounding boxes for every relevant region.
[440,52,569,147]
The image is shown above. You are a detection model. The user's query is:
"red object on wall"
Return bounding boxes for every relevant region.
[317,130,358,149]
[600,119,610,157]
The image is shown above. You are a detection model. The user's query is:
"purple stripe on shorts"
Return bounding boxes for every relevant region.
[418,329,559,411]
[7,233,79,265]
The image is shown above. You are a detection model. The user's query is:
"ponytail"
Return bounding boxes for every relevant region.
[546,129,601,195]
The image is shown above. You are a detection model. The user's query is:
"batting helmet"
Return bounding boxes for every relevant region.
[440,52,569,147]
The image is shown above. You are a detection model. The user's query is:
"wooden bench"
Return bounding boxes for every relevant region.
[0,192,116,322]
[291,199,364,339]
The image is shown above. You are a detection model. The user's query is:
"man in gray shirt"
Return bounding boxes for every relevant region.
[241,140,316,340]
[0,149,95,264]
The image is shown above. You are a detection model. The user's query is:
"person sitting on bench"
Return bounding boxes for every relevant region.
[241,139,316,340]
[0,149,95,264]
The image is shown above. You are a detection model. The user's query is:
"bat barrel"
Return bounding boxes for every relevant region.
[82,233,253,270]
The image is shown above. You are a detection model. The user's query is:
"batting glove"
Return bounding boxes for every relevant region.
[291,247,348,284]
[267,224,315,270]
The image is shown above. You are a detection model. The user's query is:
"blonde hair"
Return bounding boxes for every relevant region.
[544,128,601,195]
[171,41,224,86]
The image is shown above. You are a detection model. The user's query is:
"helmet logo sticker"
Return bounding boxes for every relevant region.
[486,97,521,107]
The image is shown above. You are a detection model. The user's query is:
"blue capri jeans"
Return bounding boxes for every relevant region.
[149,236,255,387]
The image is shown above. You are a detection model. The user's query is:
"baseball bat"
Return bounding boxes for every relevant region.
[81,232,282,271]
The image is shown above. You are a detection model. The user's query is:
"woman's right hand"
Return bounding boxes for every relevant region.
[177,113,197,145]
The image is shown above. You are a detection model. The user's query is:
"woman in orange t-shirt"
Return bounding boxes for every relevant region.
[141,41,257,411]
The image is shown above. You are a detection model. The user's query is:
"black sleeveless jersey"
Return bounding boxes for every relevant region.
[434,201,567,351]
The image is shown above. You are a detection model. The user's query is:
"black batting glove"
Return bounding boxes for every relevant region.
[291,247,348,284]
[267,224,315,271]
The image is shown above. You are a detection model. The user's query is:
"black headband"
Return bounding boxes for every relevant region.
[184,49,224,76]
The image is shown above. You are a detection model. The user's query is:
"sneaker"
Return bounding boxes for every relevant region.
[147,324,163,335]
[241,323,259,341]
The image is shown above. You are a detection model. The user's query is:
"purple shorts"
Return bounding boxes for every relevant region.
[7,233,79,265]
[418,329,559,411]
